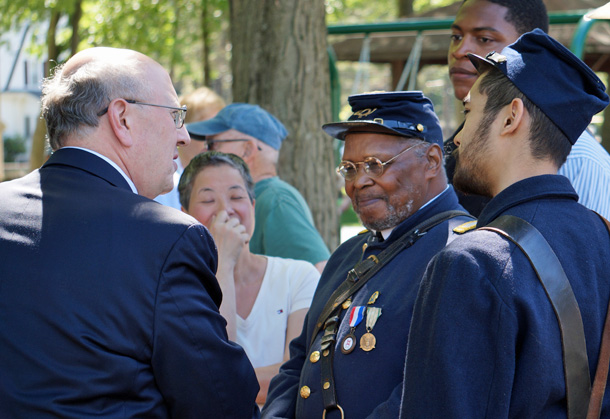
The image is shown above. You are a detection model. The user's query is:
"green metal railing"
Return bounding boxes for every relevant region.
[327,10,600,120]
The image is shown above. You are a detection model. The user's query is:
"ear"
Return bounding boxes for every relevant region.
[500,98,525,137]
[241,140,256,159]
[107,99,135,148]
[424,143,443,179]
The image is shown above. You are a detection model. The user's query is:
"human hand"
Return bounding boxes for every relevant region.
[208,210,249,267]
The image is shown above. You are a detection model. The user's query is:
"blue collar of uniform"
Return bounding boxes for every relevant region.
[478,175,578,227]
[377,185,462,245]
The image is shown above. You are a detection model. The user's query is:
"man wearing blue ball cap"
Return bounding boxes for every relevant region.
[263,91,474,418]
[401,29,610,418]
[187,103,330,272]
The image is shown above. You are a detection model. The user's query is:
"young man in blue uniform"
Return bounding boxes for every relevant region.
[262,91,472,418]
[400,30,610,417]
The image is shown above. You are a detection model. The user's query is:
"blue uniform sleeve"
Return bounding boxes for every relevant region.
[262,312,310,418]
[153,225,260,418]
[400,242,519,418]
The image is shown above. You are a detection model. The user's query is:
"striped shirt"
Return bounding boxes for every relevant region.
[559,130,610,219]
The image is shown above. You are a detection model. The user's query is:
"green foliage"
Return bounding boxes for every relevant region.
[413,0,455,13]
[3,134,27,162]
[0,0,232,94]
[326,0,456,23]
[78,0,231,93]
[326,0,398,24]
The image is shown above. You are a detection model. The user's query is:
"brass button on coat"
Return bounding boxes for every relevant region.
[300,386,311,399]
[310,351,320,363]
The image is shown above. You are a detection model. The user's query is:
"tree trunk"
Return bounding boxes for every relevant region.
[29,10,62,171]
[398,0,414,17]
[229,0,339,251]
[201,0,211,87]
[70,0,82,56]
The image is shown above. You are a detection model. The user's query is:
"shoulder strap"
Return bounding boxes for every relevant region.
[587,212,610,419]
[309,210,473,347]
[481,215,591,419]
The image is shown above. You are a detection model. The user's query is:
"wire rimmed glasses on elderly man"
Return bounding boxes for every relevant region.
[97,99,187,129]
[337,142,422,181]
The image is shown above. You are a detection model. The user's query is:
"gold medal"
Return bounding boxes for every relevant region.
[360,332,376,351]
[359,306,382,351]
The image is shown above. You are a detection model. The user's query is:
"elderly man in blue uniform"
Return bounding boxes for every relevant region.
[400,30,610,418]
[186,104,330,273]
[262,91,472,418]
[0,47,259,418]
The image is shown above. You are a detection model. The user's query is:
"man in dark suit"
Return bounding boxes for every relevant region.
[0,47,259,418]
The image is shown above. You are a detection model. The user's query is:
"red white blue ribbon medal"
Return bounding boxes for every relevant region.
[341,306,365,354]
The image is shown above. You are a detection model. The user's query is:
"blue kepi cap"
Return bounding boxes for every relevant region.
[322,91,443,148]
[186,103,288,150]
[467,28,609,145]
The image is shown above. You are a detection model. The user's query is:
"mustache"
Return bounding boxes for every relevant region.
[352,193,386,206]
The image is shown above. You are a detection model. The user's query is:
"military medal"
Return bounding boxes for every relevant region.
[360,307,382,352]
[367,291,379,305]
[341,306,365,354]
[360,332,376,351]
[340,333,356,354]
[342,298,352,310]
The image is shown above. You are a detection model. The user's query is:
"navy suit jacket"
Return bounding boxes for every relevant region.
[0,148,259,418]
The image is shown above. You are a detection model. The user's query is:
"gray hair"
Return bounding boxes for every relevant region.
[178,151,255,210]
[41,56,151,150]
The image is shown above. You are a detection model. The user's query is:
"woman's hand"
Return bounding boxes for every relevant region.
[209,210,249,268]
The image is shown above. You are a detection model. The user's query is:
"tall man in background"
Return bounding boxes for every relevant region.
[0,47,259,418]
[187,104,330,272]
[445,0,610,218]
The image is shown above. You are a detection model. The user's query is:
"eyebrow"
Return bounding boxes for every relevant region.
[196,185,246,195]
[451,23,503,34]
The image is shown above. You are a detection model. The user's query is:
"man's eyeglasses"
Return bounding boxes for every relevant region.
[97,99,187,129]
[337,143,421,181]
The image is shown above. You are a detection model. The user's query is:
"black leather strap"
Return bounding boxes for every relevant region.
[481,215,591,419]
[312,210,473,412]
[587,212,610,419]
[320,316,340,412]
[310,210,473,347]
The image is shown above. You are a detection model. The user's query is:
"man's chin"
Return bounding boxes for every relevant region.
[454,170,492,198]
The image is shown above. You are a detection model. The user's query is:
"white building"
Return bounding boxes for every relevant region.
[0,23,47,162]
